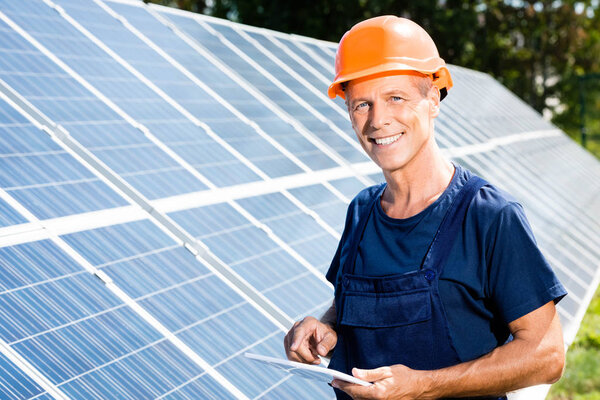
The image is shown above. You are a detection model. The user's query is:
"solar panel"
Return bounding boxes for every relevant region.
[104,0,342,172]
[158,10,369,165]
[0,96,128,220]
[0,1,598,399]
[0,239,234,399]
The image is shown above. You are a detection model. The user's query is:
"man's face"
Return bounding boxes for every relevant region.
[345,73,440,174]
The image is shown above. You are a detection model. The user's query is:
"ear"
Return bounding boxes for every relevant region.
[428,85,441,119]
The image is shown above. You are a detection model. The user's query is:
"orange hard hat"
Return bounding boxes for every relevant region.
[328,16,453,100]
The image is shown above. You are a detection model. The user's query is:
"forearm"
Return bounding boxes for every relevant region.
[420,310,564,398]
[320,300,336,327]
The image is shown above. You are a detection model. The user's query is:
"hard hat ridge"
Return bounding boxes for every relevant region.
[328,15,453,100]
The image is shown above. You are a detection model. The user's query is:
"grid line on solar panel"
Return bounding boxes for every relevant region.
[11,0,270,190]
[116,1,350,174]
[57,219,337,398]
[0,95,129,220]
[200,20,367,158]
[0,351,46,400]
[265,35,332,87]
[51,0,300,184]
[167,203,333,318]
[19,235,254,396]
[47,0,327,185]
[476,141,600,240]
[0,342,67,400]
[236,28,347,120]
[150,7,371,172]
[0,11,211,200]
[288,37,335,76]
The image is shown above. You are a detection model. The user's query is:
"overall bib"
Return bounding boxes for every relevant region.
[329,176,507,400]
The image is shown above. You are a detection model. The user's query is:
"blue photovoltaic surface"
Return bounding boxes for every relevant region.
[328,176,367,200]
[106,1,340,172]
[287,184,348,233]
[0,352,46,400]
[0,198,26,227]
[205,22,367,163]
[442,67,556,141]
[242,30,351,132]
[243,31,348,124]
[0,97,128,220]
[235,193,340,272]
[49,0,301,182]
[167,204,333,320]
[160,11,367,165]
[0,3,209,199]
[283,37,333,83]
[60,218,333,398]
[5,0,264,187]
[0,239,237,399]
[285,38,349,111]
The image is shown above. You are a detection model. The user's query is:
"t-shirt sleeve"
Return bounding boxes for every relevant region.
[486,202,567,324]
[325,236,343,285]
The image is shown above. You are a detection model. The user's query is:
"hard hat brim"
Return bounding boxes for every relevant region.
[328,63,452,100]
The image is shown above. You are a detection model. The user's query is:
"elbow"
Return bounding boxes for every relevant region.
[543,344,566,384]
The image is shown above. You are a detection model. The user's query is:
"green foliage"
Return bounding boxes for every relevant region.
[549,285,600,399]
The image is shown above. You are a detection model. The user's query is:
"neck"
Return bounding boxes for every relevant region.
[381,141,454,219]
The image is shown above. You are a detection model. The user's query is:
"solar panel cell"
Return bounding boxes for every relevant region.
[0,353,46,400]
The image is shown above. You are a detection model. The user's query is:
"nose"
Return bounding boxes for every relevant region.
[369,101,392,130]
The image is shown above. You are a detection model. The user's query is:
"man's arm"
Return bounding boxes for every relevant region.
[333,301,565,399]
[284,300,337,364]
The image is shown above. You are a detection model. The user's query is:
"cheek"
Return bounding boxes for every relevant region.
[350,115,367,136]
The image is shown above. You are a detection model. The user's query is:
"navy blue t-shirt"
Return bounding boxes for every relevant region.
[326,163,567,363]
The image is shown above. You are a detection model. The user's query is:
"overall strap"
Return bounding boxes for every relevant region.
[422,175,487,275]
[342,184,387,275]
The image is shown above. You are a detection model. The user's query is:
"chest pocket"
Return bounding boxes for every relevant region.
[340,288,432,328]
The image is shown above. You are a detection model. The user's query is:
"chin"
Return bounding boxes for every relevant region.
[372,156,410,173]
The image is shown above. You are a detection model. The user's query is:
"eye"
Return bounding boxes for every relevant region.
[354,102,369,111]
[391,96,404,102]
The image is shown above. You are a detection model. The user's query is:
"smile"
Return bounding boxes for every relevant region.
[372,133,403,146]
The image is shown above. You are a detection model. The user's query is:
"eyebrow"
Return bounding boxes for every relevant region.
[381,87,412,97]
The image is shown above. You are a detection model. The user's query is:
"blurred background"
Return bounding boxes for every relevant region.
[142,2,600,399]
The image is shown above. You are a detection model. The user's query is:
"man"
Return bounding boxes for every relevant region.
[284,16,567,400]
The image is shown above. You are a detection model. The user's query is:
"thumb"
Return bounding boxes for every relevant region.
[352,366,390,382]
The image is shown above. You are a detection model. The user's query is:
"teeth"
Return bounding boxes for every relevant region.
[374,134,403,145]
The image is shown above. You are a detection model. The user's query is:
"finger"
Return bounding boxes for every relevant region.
[293,337,319,364]
[316,330,336,356]
[332,380,371,399]
[289,321,311,351]
[284,332,293,359]
[352,366,391,382]
[285,323,309,362]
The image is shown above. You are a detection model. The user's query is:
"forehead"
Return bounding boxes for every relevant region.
[345,73,424,99]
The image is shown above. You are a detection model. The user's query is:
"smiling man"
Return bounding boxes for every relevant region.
[284,16,567,400]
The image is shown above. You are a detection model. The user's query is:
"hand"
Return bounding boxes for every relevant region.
[332,365,427,400]
[284,316,337,365]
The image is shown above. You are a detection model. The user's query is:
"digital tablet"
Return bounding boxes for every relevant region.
[244,353,372,386]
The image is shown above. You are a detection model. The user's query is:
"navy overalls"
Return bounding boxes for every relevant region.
[329,176,507,400]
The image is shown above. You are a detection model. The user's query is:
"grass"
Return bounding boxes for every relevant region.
[548,284,600,399]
